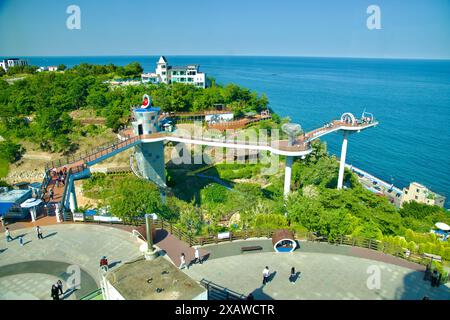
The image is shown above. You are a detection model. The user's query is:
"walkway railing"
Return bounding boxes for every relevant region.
[79,216,441,269]
[200,279,247,300]
[45,134,140,171]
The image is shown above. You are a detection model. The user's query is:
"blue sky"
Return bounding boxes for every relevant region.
[0,0,449,58]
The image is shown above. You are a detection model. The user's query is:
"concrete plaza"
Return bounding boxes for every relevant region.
[184,251,450,300]
[0,224,143,300]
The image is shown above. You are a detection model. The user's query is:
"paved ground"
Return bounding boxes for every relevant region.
[0,224,143,300]
[0,274,76,300]
[153,229,209,267]
[184,251,450,300]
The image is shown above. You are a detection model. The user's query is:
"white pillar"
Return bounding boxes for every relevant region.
[284,156,293,197]
[30,208,36,222]
[55,204,61,223]
[69,190,77,213]
[337,131,348,190]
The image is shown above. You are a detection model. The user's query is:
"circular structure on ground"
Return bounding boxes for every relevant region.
[272,229,297,253]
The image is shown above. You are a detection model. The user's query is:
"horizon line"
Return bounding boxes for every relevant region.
[2,54,450,61]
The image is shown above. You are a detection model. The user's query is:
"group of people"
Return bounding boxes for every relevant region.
[262,266,298,286]
[361,116,373,124]
[46,167,68,202]
[53,167,68,188]
[50,280,64,300]
[179,248,202,270]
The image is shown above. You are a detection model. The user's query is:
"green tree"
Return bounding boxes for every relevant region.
[109,177,162,223]
[0,140,24,163]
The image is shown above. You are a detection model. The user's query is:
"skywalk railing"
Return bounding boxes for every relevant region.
[45,134,139,171]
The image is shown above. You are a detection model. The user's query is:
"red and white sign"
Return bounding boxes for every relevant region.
[142,94,151,108]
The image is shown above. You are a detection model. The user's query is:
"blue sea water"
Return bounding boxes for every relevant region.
[12,56,450,207]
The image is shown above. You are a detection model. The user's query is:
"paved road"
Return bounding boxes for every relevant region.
[0,224,143,300]
[184,251,450,300]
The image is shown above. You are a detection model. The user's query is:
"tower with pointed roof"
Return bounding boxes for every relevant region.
[155,56,168,84]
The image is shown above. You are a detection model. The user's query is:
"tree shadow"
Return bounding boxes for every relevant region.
[153,229,169,244]
[249,285,274,300]
[395,270,450,300]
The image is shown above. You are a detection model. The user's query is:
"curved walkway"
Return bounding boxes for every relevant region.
[0,224,143,300]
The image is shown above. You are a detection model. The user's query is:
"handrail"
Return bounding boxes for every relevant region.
[200,279,247,300]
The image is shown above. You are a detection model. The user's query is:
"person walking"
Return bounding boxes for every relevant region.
[100,256,109,272]
[49,188,54,201]
[289,267,296,284]
[19,236,24,246]
[262,266,270,285]
[51,284,59,300]
[36,226,44,240]
[5,227,12,242]
[194,248,202,265]
[179,253,186,270]
[56,280,64,296]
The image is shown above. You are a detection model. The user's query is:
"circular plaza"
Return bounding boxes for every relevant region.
[184,240,450,300]
[0,224,143,300]
[1,224,449,300]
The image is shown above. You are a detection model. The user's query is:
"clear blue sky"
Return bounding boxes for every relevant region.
[0,0,449,59]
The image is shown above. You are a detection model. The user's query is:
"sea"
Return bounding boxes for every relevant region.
[10,56,450,208]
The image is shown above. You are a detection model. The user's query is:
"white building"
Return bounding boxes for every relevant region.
[0,58,28,71]
[142,56,207,88]
[37,66,58,72]
[400,182,446,208]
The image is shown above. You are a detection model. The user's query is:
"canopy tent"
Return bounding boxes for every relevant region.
[435,222,450,232]
[20,198,43,222]
[0,202,14,217]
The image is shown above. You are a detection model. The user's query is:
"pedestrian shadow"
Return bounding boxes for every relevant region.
[44,232,58,239]
[290,272,301,283]
[23,240,32,246]
[13,233,27,240]
[0,248,7,254]
[267,271,277,283]
[201,253,211,263]
[62,287,77,300]
[108,260,122,269]
[249,285,274,300]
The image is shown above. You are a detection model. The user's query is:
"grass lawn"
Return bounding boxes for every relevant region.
[0,158,9,178]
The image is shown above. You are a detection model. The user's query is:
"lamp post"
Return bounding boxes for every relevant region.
[144,213,158,260]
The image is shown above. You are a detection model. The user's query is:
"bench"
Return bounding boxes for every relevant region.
[241,246,263,252]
